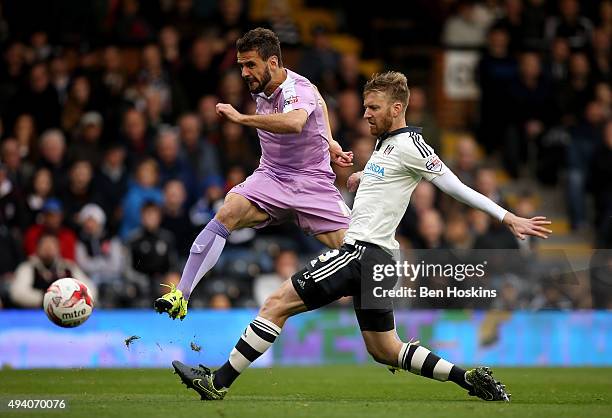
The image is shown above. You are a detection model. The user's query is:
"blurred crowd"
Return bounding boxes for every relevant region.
[0,0,610,311]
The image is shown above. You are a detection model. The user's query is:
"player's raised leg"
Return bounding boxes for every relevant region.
[361,329,510,401]
[155,193,269,319]
[172,278,306,399]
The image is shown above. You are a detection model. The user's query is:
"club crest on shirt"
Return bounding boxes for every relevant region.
[425,155,443,172]
[383,145,394,155]
[284,96,299,106]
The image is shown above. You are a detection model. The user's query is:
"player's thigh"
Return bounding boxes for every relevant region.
[361,329,403,366]
[314,228,347,249]
[215,192,269,230]
[291,245,362,313]
[258,278,307,327]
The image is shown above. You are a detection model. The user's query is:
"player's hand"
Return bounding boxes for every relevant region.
[503,213,552,240]
[329,139,353,167]
[347,171,362,192]
[216,103,244,124]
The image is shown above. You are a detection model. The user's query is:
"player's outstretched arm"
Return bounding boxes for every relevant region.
[216,102,308,134]
[430,171,552,240]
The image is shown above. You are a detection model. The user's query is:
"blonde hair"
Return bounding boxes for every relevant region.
[363,71,410,107]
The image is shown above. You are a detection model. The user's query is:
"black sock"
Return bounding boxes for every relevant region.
[213,316,281,389]
[449,366,472,391]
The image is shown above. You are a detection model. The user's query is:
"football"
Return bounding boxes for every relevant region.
[43,278,95,328]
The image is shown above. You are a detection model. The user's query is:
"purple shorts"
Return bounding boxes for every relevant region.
[229,167,350,235]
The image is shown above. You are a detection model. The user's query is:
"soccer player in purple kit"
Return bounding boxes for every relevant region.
[155,28,353,319]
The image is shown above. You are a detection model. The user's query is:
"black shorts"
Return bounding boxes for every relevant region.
[291,241,398,332]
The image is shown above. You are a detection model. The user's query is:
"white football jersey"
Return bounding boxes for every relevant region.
[344,126,448,253]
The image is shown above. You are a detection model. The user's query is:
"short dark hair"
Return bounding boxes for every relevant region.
[236,27,283,66]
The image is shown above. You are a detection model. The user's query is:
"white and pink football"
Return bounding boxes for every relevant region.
[43,278,94,328]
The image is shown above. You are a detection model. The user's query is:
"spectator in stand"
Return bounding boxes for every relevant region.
[590,119,612,240]
[125,201,177,300]
[217,121,256,175]
[504,52,553,179]
[336,90,364,147]
[600,0,612,34]
[161,180,197,257]
[566,101,605,230]
[493,0,524,53]
[167,0,203,42]
[336,52,367,94]
[99,46,128,129]
[11,113,38,164]
[190,175,225,229]
[477,25,516,154]
[24,198,77,261]
[261,0,301,47]
[49,54,70,106]
[121,108,155,169]
[0,162,27,232]
[67,112,104,165]
[155,127,197,200]
[10,233,95,308]
[61,160,103,231]
[475,166,506,207]
[37,129,69,189]
[198,94,222,137]
[9,62,60,132]
[24,168,54,226]
[253,249,299,306]
[0,42,26,116]
[113,0,154,44]
[451,135,480,187]
[159,25,182,72]
[442,0,488,48]
[444,215,473,250]
[2,137,34,192]
[589,27,610,83]
[298,25,340,89]
[218,70,249,111]
[405,86,441,153]
[61,75,94,133]
[94,143,129,234]
[120,157,163,240]
[180,36,222,109]
[178,112,221,181]
[546,37,571,85]
[545,0,593,51]
[555,52,594,128]
[138,43,187,121]
[522,0,548,51]
[415,209,448,250]
[75,204,124,290]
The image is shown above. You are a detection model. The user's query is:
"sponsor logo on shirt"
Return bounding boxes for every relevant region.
[383,145,395,155]
[425,155,443,172]
[284,96,299,106]
[364,161,385,178]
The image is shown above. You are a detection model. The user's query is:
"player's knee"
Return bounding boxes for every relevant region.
[259,292,291,322]
[214,203,239,230]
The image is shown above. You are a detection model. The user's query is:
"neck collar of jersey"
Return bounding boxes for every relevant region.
[375,126,422,150]
[256,68,291,100]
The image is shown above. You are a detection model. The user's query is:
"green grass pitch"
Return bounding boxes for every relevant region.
[1,366,611,418]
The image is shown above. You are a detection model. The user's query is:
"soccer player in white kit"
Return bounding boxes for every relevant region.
[172,72,552,402]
